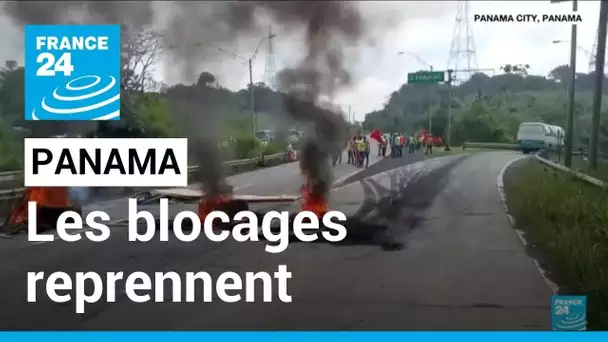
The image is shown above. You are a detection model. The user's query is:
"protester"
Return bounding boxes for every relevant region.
[409,134,416,154]
[363,136,370,167]
[369,129,384,159]
[357,136,366,167]
[393,133,400,158]
[434,136,443,147]
[332,146,342,166]
[424,134,434,155]
[381,135,388,157]
[348,137,356,164]
[286,142,297,162]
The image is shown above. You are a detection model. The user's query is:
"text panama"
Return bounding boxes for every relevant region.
[32,148,181,176]
[23,138,188,187]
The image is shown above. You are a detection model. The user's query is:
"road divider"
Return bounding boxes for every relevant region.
[463,141,518,150]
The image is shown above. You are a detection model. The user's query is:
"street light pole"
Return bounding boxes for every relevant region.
[428,84,433,134]
[445,69,454,151]
[217,34,276,140]
[589,0,608,171]
[248,58,255,136]
[348,105,352,123]
[250,34,276,137]
[563,0,579,168]
[553,40,591,57]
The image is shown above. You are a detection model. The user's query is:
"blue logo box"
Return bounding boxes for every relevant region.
[551,295,587,330]
[24,24,121,121]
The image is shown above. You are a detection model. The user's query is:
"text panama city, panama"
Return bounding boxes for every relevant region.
[474,14,582,23]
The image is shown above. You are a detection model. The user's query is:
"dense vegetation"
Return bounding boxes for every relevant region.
[0,60,305,171]
[505,159,608,329]
[362,64,608,154]
[5,54,608,172]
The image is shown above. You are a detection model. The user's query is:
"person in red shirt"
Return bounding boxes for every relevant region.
[434,136,443,147]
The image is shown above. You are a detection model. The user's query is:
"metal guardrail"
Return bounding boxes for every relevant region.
[463,142,519,150]
[536,155,607,189]
[0,171,22,182]
[463,141,592,156]
[461,141,604,187]
[0,152,285,201]
[0,171,21,177]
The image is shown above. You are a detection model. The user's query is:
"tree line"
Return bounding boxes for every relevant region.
[362,64,608,155]
[0,58,297,171]
[0,28,299,170]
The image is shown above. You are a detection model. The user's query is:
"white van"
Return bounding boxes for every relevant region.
[548,125,565,149]
[517,122,562,154]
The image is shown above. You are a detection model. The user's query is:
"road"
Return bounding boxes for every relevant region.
[0,150,553,330]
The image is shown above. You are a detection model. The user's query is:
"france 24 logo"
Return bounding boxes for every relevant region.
[24,25,121,121]
[551,295,587,331]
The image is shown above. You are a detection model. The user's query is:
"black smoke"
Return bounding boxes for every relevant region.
[2,1,366,199]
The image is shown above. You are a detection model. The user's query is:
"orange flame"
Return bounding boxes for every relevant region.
[7,187,71,224]
[198,195,233,224]
[301,185,328,218]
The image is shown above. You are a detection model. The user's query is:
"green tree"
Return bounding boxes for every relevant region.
[452,101,511,144]
[136,94,172,137]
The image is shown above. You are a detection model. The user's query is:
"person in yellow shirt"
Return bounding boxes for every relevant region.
[362,136,370,167]
[357,136,366,167]
[348,137,356,164]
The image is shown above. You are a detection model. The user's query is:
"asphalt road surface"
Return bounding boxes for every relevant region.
[0,150,553,330]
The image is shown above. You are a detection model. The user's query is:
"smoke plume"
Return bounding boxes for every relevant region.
[2,1,366,199]
[245,1,360,200]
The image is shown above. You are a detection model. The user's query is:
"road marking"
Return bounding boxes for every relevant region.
[364,178,381,202]
[332,155,387,188]
[359,179,381,220]
[233,183,253,192]
[496,154,559,294]
[332,154,442,192]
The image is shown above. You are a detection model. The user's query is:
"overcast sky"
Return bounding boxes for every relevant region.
[0,1,602,122]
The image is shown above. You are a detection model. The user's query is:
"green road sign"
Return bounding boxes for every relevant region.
[407,71,445,84]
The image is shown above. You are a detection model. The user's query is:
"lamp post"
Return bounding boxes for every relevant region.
[397,51,434,71]
[217,34,276,136]
[552,40,591,57]
[442,67,496,151]
[589,0,608,171]
[550,0,578,167]
[165,34,276,140]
